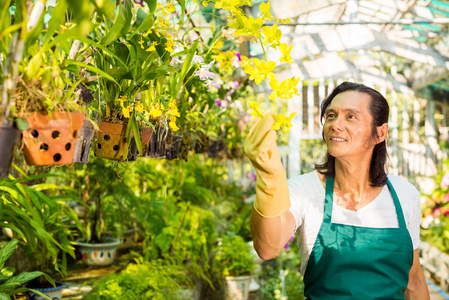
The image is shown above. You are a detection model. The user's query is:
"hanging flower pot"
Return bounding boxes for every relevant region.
[0,122,21,178]
[166,135,183,160]
[147,125,168,158]
[75,238,121,267]
[128,127,153,161]
[26,281,65,300]
[208,139,226,158]
[93,122,132,161]
[73,120,95,163]
[21,112,84,166]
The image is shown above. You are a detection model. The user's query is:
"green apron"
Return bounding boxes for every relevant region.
[303,176,413,300]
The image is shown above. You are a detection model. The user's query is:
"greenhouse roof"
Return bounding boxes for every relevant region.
[265,0,449,102]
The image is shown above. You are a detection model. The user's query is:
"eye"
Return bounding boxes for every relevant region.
[348,114,356,119]
[326,113,335,119]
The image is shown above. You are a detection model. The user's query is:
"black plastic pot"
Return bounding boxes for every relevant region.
[147,125,168,158]
[73,120,95,163]
[166,136,183,160]
[0,122,21,178]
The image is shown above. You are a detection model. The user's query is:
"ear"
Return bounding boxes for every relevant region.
[376,123,388,144]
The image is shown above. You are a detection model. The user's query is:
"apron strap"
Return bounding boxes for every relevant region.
[387,179,407,229]
[323,176,334,223]
[324,177,406,229]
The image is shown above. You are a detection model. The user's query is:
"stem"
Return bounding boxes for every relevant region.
[171,203,190,255]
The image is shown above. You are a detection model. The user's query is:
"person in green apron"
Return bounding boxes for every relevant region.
[244,82,430,299]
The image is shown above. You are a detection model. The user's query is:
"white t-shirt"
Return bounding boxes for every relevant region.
[288,171,421,275]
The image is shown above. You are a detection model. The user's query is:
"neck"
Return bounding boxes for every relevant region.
[334,156,372,195]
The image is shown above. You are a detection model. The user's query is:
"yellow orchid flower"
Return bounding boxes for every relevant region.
[169,117,179,131]
[135,102,144,113]
[168,100,180,117]
[269,77,300,100]
[244,58,276,85]
[233,16,263,38]
[279,43,294,64]
[143,29,152,37]
[146,41,158,52]
[260,1,275,21]
[248,101,263,120]
[122,105,132,118]
[138,37,145,49]
[262,24,282,47]
[165,39,174,53]
[166,3,176,13]
[278,18,292,24]
[272,113,296,133]
[149,105,163,118]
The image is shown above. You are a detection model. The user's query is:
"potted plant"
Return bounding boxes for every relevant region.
[0,0,115,169]
[213,234,257,300]
[0,168,85,299]
[70,157,133,266]
[0,239,54,300]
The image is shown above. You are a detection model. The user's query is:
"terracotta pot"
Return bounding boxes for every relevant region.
[93,122,130,161]
[21,112,84,166]
[73,120,95,163]
[0,122,21,178]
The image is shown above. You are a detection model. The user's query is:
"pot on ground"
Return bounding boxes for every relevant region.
[26,281,65,300]
[104,228,138,250]
[75,238,121,267]
[223,275,252,300]
[21,112,84,166]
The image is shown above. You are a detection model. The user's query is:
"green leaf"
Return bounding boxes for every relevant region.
[27,288,53,300]
[0,293,10,300]
[113,41,130,63]
[15,117,28,131]
[44,0,68,45]
[132,115,143,155]
[6,271,45,286]
[0,239,18,268]
[176,0,186,25]
[144,0,157,13]
[92,0,116,19]
[100,0,133,46]
[64,60,120,86]
[176,39,198,94]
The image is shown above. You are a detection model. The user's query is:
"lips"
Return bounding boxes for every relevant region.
[330,137,346,142]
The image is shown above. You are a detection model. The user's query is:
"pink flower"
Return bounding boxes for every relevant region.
[195,60,216,80]
[434,207,442,218]
[444,193,449,203]
[247,173,257,182]
[215,99,222,107]
[441,173,449,188]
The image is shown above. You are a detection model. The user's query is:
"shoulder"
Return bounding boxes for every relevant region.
[288,171,323,196]
[387,174,420,202]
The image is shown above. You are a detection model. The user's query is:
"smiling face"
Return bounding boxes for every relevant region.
[323,91,378,161]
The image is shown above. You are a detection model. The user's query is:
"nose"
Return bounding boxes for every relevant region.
[330,116,344,132]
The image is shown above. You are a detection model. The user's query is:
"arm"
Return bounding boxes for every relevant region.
[244,112,295,260]
[404,249,430,300]
[250,209,296,260]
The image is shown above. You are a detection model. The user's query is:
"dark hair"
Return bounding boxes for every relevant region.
[315,82,389,187]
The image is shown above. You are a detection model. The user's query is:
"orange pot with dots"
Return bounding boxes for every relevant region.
[93,122,131,161]
[21,112,84,166]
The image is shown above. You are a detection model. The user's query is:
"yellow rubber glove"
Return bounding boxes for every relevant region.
[244,111,290,218]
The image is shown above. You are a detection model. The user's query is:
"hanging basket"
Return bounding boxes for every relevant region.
[21,112,84,166]
[0,122,21,178]
[166,135,183,160]
[73,120,95,163]
[128,127,153,161]
[147,125,168,158]
[93,122,132,161]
